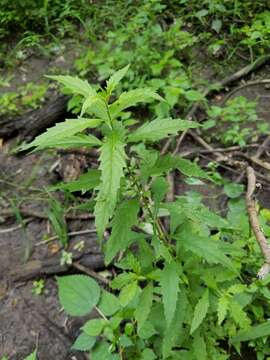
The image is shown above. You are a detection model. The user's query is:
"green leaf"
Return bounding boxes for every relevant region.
[109,88,163,118]
[106,65,130,96]
[57,275,100,316]
[21,118,102,151]
[83,319,107,336]
[192,333,207,360]
[37,133,101,149]
[217,295,229,325]
[24,350,37,360]
[231,321,270,343]
[91,342,117,360]
[119,281,139,306]
[50,169,101,193]
[99,290,120,316]
[94,131,126,238]
[138,320,158,339]
[224,183,244,198]
[159,261,179,327]
[110,272,138,290]
[71,332,96,351]
[128,118,198,143]
[175,157,209,179]
[134,282,153,330]
[229,300,250,329]
[105,199,139,264]
[46,75,95,97]
[179,234,236,272]
[81,95,110,122]
[190,289,209,334]
[141,348,157,360]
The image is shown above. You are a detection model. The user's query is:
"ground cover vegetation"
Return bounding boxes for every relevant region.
[1,1,270,359]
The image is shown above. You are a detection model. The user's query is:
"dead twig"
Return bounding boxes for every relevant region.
[73,261,110,285]
[161,54,270,155]
[246,166,270,279]
[0,208,94,221]
[221,79,270,105]
[35,228,97,246]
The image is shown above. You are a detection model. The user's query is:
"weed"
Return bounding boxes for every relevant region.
[22,67,270,359]
[32,279,45,296]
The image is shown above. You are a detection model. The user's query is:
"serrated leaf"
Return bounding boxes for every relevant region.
[81,95,109,122]
[159,261,179,327]
[190,289,209,334]
[110,272,138,290]
[39,133,101,150]
[50,169,101,193]
[179,234,236,272]
[83,319,107,336]
[46,75,95,97]
[105,199,139,264]
[109,88,163,118]
[192,333,207,360]
[231,321,270,343]
[94,131,126,238]
[106,65,130,95]
[175,157,209,179]
[57,275,100,316]
[229,300,250,329]
[24,350,37,360]
[138,320,158,339]
[135,282,153,330]
[128,118,198,143]
[119,281,139,306]
[217,295,229,325]
[99,290,120,316]
[21,118,102,151]
[71,332,96,351]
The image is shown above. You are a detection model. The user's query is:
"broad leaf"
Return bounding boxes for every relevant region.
[94,131,126,238]
[190,289,209,334]
[141,348,157,360]
[135,282,153,330]
[192,333,207,360]
[119,281,139,306]
[57,275,100,316]
[229,300,250,329]
[231,321,270,343]
[71,332,96,351]
[99,290,120,316]
[50,169,101,193]
[83,319,107,336]
[105,199,139,264]
[21,118,102,151]
[159,261,179,327]
[109,88,163,118]
[106,65,130,96]
[128,118,198,143]
[47,75,95,97]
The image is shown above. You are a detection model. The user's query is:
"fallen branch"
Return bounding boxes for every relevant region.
[161,54,270,155]
[246,166,270,279]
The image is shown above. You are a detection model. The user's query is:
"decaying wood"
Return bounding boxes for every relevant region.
[0,95,69,140]
[10,251,104,282]
[246,166,270,279]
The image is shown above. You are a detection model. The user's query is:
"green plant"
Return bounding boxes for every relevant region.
[204,96,269,147]
[32,279,45,296]
[21,67,270,359]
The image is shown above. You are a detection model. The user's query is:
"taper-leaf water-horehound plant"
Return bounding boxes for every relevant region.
[22,66,270,359]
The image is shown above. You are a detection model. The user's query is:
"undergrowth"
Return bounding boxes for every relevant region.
[20,67,270,360]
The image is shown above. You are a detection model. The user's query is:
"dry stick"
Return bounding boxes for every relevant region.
[180,143,260,157]
[73,261,109,285]
[161,54,270,155]
[246,166,270,279]
[35,228,97,246]
[221,79,270,105]
[0,208,94,221]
